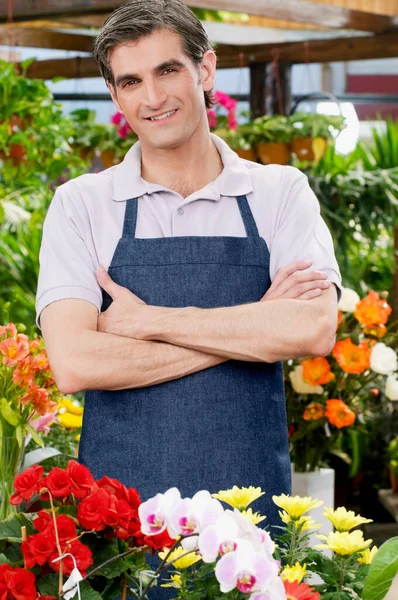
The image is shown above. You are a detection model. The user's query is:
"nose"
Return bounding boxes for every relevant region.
[142,77,167,112]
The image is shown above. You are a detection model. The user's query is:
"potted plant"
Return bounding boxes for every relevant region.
[388,437,398,492]
[251,115,292,165]
[214,124,257,162]
[289,112,345,162]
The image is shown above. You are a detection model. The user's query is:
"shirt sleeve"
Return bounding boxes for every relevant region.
[35,185,103,330]
[269,168,342,300]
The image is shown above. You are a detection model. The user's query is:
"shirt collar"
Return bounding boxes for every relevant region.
[111,133,253,202]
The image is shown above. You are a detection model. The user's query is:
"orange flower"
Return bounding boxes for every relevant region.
[12,356,36,388]
[325,399,356,429]
[0,323,17,340]
[354,291,392,327]
[303,402,325,421]
[20,384,57,416]
[364,324,387,338]
[337,311,343,328]
[332,338,370,374]
[302,357,335,385]
[0,334,30,367]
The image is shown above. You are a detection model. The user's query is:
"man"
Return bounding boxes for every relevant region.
[36,0,341,529]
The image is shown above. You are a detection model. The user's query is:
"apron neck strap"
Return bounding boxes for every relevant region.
[236,195,260,238]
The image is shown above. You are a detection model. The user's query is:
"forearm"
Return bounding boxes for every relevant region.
[142,289,337,363]
[63,330,227,394]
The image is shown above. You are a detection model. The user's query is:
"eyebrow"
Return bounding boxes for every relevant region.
[115,60,185,88]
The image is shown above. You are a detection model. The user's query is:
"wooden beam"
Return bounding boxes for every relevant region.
[20,30,398,80]
[24,56,100,80]
[0,28,94,52]
[216,31,398,67]
[1,0,397,34]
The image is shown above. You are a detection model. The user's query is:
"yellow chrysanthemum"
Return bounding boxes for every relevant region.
[241,508,267,525]
[358,546,378,565]
[279,511,320,531]
[75,434,81,442]
[161,574,182,589]
[213,486,265,510]
[281,562,307,584]
[272,494,323,519]
[323,507,373,532]
[158,547,201,570]
[58,398,84,415]
[316,530,372,556]
[58,412,83,429]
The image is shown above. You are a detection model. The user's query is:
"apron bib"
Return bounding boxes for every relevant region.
[80,194,291,528]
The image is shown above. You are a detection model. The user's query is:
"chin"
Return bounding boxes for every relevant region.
[146,131,192,151]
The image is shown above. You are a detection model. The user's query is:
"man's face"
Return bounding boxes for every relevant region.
[107,29,216,151]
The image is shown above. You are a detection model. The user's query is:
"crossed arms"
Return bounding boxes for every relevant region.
[40,260,338,395]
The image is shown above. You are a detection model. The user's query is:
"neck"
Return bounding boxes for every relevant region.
[140,127,224,198]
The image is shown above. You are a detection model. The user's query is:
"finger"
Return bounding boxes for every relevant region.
[297,288,324,300]
[96,266,123,300]
[276,269,328,297]
[282,279,331,299]
[271,260,313,289]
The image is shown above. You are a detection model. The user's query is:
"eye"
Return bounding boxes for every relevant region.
[123,80,138,88]
[162,68,176,75]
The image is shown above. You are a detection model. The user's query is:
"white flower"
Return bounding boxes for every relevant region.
[138,487,181,536]
[289,365,323,395]
[215,540,278,594]
[338,287,360,312]
[198,512,240,563]
[250,576,286,600]
[370,343,398,375]
[169,490,224,550]
[385,374,398,401]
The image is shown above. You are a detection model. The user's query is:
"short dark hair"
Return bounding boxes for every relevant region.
[94,0,216,109]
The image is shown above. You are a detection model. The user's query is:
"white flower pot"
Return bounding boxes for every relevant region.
[291,466,335,557]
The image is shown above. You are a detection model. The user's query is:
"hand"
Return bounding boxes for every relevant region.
[96,266,149,337]
[262,259,331,301]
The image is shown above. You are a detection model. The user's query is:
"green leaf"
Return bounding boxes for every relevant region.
[36,573,59,597]
[0,398,20,427]
[23,446,61,468]
[362,537,398,600]
[25,424,45,448]
[80,582,105,600]
[0,513,36,543]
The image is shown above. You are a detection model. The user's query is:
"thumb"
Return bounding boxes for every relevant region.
[96,266,122,299]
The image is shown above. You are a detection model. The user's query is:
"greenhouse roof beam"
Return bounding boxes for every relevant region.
[1,0,397,34]
[0,28,94,52]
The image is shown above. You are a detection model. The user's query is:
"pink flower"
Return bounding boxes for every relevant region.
[111,112,123,125]
[198,512,239,563]
[138,487,181,537]
[118,123,131,138]
[30,412,57,435]
[168,490,224,550]
[215,540,278,594]
[228,114,238,130]
[207,109,217,129]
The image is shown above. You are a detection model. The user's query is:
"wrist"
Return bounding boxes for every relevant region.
[144,305,198,342]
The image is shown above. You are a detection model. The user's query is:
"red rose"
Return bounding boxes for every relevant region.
[33,511,52,533]
[42,468,72,498]
[127,488,141,508]
[0,565,14,584]
[10,465,44,505]
[28,533,57,566]
[144,529,175,550]
[50,540,93,577]
[52,515,76,544]
[77,488,110,531]
[117,499,133,525]
[66,461,95,499]
[0,583,9,600]
[96,476,129,503]
[21,541,36,570]
[4,568,37,600]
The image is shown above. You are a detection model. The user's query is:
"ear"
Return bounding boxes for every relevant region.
[106,81,124,115]
[200,50,217,93]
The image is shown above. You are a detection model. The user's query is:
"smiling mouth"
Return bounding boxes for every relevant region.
[146,109,177,122]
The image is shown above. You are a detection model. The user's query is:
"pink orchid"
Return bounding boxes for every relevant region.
[168,490,224,549]
[231,509,275,559]
[249,576,286,600]
[215,540,278,594]
[198,512,240,563]
[138,487,181,536]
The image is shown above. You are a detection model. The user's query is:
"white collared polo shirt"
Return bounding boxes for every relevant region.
[35,133,341,329]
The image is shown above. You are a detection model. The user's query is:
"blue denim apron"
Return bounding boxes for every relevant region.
[79,194,291,530]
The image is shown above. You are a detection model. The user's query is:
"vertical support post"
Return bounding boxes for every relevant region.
[249,62,292,117]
